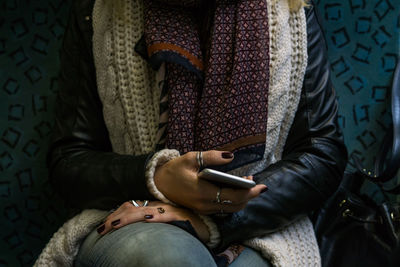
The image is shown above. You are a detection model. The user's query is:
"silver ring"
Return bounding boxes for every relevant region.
[130,200,149,207]
[131,200,140,207]
[222,200,233,205]
[214,187,221,203]
[196,151,204,169]
[200,152,204,168]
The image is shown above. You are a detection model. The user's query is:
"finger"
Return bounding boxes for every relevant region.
[130,205,172,222]
[99,206,152,235]
[103,201,133,225]
[142,205,177,222]
[190,184,251,213]
[183,150,234,169]
[190,186,246,214]
[224,184,267,204]
[144,209,178,223]
[217,187,252,205]
[202,150,234,167]
[250,184,268,196]
[195,184,268,214]
[110,207,150,229]
[189,179,224,211]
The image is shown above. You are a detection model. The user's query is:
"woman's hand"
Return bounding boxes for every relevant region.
[154,150,267,214]
[97,201,210,243]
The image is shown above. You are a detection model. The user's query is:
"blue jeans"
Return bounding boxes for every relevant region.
[75,222,271,267]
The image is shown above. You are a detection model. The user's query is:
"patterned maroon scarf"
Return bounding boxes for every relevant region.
[144,0,269,155]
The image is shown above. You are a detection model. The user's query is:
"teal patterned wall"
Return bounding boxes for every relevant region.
[316,0,399,167]
[315,0,400,198]
[0,0,399,266]
[0,1,71,266]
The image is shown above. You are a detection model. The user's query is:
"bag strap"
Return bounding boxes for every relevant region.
[354,60,400,191]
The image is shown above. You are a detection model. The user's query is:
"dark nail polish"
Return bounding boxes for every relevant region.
[97,224,105,234]
[111,219,120,226]
[144,215,153,219]
[261,187,268,193]
[222,152,234,159]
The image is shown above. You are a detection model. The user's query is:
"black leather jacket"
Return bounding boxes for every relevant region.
[49,0,347,250]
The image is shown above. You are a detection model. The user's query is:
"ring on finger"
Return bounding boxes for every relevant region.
[196,151,204,169]
[222,199,233,205]
[214,187,221,203]
[130,200,149,207]
[131,200,140,207]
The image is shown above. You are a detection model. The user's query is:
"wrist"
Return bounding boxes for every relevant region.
[145,149,180,204]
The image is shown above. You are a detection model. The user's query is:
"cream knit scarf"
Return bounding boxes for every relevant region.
[34,0,321,266]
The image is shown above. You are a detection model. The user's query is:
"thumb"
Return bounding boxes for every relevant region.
[248,184,268,199]
[202,150,234,167]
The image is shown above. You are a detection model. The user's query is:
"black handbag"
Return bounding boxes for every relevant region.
[314,61,400,267]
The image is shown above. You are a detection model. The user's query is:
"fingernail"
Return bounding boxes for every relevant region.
[111,219,120,226]
[261,187,268,193]
[144,215,153,219]
[97,224,105,234]
[221,152,234,159]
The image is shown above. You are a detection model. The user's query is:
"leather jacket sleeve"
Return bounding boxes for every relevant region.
[214,5,348,250]
[48,0,155,210]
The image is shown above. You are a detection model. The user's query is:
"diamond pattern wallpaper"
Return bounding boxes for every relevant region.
[0,0,399,266]
[316,0,399,165]
[0,1,71,266]
[314,0,399,199]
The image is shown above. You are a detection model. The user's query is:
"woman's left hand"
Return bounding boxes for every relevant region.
[97,201,210,243]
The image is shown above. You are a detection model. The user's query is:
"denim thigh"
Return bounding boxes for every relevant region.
[75,222,217,267]
[75,221,271,267]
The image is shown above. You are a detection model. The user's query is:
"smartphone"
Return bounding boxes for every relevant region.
[198,168,256,189]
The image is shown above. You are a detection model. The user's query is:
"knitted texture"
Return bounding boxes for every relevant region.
[198,214,222,249]
[244,217,321,267]
[93,0,160,155]
[35,0,319,266]
[251,0,308,173]
[145,149,180,204]
[33,210,108,267]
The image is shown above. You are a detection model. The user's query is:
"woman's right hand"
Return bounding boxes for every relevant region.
[154,150,267,215]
